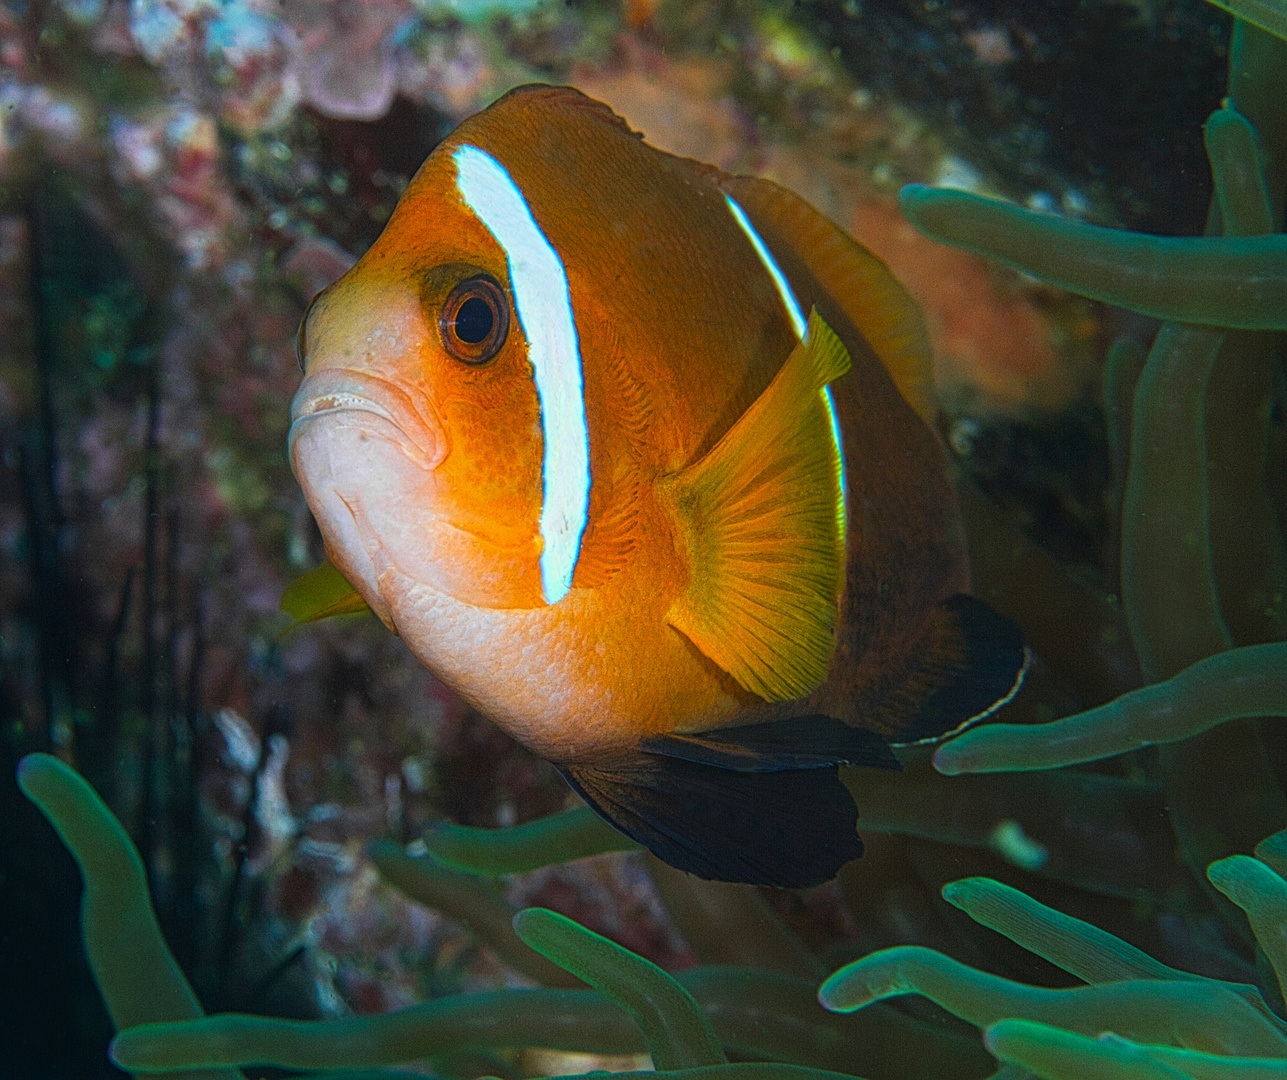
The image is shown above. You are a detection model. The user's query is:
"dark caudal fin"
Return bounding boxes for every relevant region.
[557,717,899,887]
[872,594,1029,747]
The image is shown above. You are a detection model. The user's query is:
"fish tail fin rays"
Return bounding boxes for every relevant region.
[872,593,1029,746]
[556,750,867,887]
[660,309,850,703]
[280,558,372,630]
[718,174,937,424]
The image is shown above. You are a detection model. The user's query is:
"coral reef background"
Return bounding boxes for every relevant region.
[2,2,1281,1080]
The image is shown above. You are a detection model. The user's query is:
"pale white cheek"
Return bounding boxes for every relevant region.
[386,575,623,758]
[293,410,476,608]
[291,420,400,622]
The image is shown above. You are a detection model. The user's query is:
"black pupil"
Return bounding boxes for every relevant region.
[454,296,494,344]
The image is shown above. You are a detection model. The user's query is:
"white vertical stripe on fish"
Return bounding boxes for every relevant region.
[725,195,807,338]
[453,144,589,605]
[725,194,847,535]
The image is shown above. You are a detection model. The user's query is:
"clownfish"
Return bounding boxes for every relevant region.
[287,85,1026,888]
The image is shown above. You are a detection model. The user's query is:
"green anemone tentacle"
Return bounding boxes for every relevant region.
[1205,0,1287,44]
[513,907,726,1070]
[422,805,640,874]
[898,185,1287,330]
[818,946,1287,1057]
[17,753,242,1080]
[370,841,583,988]
[984,1020,1197,1080]
[934,643,1287,774]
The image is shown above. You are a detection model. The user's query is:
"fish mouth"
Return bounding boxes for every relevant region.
[289,367,446,471]
[289,367,447,628]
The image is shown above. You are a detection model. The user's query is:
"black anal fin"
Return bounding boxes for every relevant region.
[557,756,864,888]
[641,715,900,772]
[879,593,1029,746]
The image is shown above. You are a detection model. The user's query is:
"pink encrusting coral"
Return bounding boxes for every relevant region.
[204,0,302,134]
[283,0,409,121]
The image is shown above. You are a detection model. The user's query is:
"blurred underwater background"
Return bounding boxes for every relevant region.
[1,0,1286,1078]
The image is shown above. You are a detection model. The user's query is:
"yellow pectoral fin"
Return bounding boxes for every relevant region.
[662,308,850,702]
[280,558,371,629]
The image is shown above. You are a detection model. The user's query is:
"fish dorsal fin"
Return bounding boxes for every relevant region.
[720,174,937,424]
[280,558,371,628]
[661,308,849,702]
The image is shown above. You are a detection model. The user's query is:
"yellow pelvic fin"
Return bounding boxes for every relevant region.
[662,308,850,702]
[280,558,371,629]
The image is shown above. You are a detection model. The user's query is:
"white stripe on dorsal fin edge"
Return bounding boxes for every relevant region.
[725,193,846,540]
[453,144,590,605]
[725,194,807,338]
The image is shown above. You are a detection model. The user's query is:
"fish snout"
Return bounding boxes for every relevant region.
[290,367,447,472]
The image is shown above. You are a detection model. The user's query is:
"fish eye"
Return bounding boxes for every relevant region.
[439,276,509,365]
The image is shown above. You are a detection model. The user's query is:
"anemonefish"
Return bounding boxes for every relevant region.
[288,85,1026,888]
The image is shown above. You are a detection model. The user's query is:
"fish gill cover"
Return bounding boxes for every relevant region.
[0,1,1285,1079]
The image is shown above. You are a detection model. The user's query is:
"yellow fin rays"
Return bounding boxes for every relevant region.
[662,309,850,702]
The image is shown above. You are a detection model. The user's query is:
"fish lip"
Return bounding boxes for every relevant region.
[290,368,446,470]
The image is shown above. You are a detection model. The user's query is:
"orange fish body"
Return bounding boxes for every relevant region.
[290,86,1024,886]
